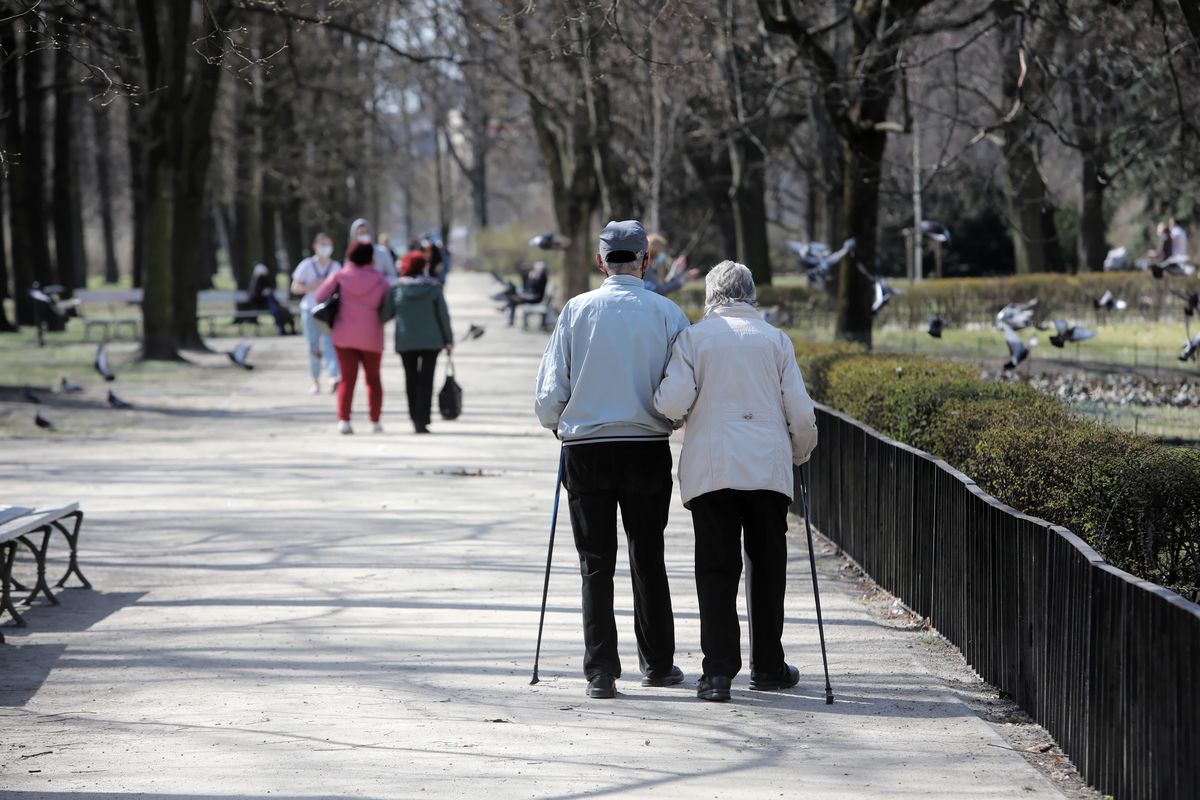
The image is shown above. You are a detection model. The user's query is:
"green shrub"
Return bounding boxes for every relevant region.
[787,335,1200,600]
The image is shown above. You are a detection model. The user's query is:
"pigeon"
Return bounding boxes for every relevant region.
[920,220,951,244]
[996,299,1038,330]
[107,389,133,409]
[94,343,115,381]
[1001,323,1035,370]
[1151,257,1197,279]
[1093,290,1128,312]
[871,277,899,314]
[1048,319,1095,348]
[60,377,84,394]
[465,324,485,341]
[528,233,570,251]
[227,341,254,370]
[23,386,41,404]
[1168,288,1200,317]
[927,315,947,338]
[1181,332,1200,362]
[35,413,53,430]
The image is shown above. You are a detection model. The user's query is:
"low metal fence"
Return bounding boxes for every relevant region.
[802,404,1200,800]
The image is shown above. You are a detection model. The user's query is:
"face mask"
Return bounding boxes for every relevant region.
[357,234,372,244]
[316,245,333,258]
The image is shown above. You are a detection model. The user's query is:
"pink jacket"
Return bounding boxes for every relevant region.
[315,264,389,353]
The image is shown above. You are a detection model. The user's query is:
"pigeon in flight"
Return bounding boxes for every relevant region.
[920,220,951,244]
[855,261,899,315]
[465,324,485,341]
[1048,319,1095,348]
[1001,324,1035,370]
[927,315,947,338]
[107,390,133,409]
[60,377,84,394]
[1093,291,1128,312]
[1151,257,1197,279]
[996,299,1038,330]
[94,343,116,381]
[528,233,570,251]
[1181,332,1200,362]
[227,341,254,370]
[23,386,41,404]
[35,413,53,430]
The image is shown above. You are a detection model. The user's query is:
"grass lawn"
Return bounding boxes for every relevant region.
[871,319,1198,375]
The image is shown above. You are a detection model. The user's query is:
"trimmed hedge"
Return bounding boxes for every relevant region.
[790,339,1200,600]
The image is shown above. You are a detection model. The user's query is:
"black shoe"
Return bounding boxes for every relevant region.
[697,675,732,702]
[586,674,616,699]
[641,665,685,687]
[749,663,800,691]
[414,424,430,434]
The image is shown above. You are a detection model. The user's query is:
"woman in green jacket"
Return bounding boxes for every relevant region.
[384,252,453,433]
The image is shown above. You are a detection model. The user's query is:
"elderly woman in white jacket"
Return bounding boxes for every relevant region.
[654,260,818,702]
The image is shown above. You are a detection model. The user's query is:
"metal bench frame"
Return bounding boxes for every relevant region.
[0,504,90,643]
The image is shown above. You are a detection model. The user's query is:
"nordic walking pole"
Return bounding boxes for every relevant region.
[800,467,834,704]
[531,447,565,685]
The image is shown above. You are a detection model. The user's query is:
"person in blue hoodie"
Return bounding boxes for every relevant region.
[534,219,691,700]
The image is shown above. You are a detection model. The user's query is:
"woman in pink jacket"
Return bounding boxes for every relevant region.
[314,242,391,434]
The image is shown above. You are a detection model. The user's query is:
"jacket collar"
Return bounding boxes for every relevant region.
[708,302,762,319]
[603,274,645,289]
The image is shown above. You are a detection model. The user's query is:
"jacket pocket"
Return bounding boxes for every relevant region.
[712,411,784,492]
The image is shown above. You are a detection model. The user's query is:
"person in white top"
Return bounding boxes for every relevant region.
[1169,218,1189,263]
[291,232,341,394]
[654,260,818,702]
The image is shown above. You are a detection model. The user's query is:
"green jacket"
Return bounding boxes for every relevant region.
[382,279,453,352]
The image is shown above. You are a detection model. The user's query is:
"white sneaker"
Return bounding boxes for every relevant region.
[338,420,353,435]
[310,382,321,395]
[372,422,384,434]
[330,380,340,394]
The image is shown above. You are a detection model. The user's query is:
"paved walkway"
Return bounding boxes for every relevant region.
[0,273,1062,798]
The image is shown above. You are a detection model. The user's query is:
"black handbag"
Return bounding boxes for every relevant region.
[438,357,462,420]
[310,287,340,334]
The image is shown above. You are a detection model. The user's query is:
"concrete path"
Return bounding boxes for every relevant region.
[0,273,1063,799]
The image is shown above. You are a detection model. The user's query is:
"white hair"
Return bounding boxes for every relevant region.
[601,250,646,275]
[704,260,756,313]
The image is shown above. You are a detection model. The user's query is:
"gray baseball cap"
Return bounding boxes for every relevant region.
[598,220,648,263]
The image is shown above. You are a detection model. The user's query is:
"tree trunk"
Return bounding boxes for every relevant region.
[0,163,14,332]
[280,193,304,273]
[200,198,219,291]
[136,0,189,360]
[127,97,147,289]
[1,24,34,325]
[1004,129,1056,274]
[731,139,772,284]
[559,203,595,299]
[1077,153,1107,273]
[837,132,886,347]
[171,28,226,351]
[21,28,54,288]
[53,44,85,296]
[93,103,121,284]
[230,95,260,289]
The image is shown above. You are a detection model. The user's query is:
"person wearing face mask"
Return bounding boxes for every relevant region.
[291,232,342,394]
[347,218,397,281]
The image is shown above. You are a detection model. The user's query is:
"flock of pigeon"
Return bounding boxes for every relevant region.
[921,273,1200,371]
[28,340,254,431]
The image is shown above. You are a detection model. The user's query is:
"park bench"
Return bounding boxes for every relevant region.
[0,503,89,644]
[74,289,143,341]
[520,282,558,332]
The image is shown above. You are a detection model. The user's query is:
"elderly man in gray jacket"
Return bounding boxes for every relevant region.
[534,220,691,699]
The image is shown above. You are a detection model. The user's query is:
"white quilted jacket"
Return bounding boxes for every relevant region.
[653,303,818,507]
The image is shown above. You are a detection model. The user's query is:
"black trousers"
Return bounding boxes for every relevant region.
[689,489,791,679]
[399,349,439,427]
[562,440,676,680]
